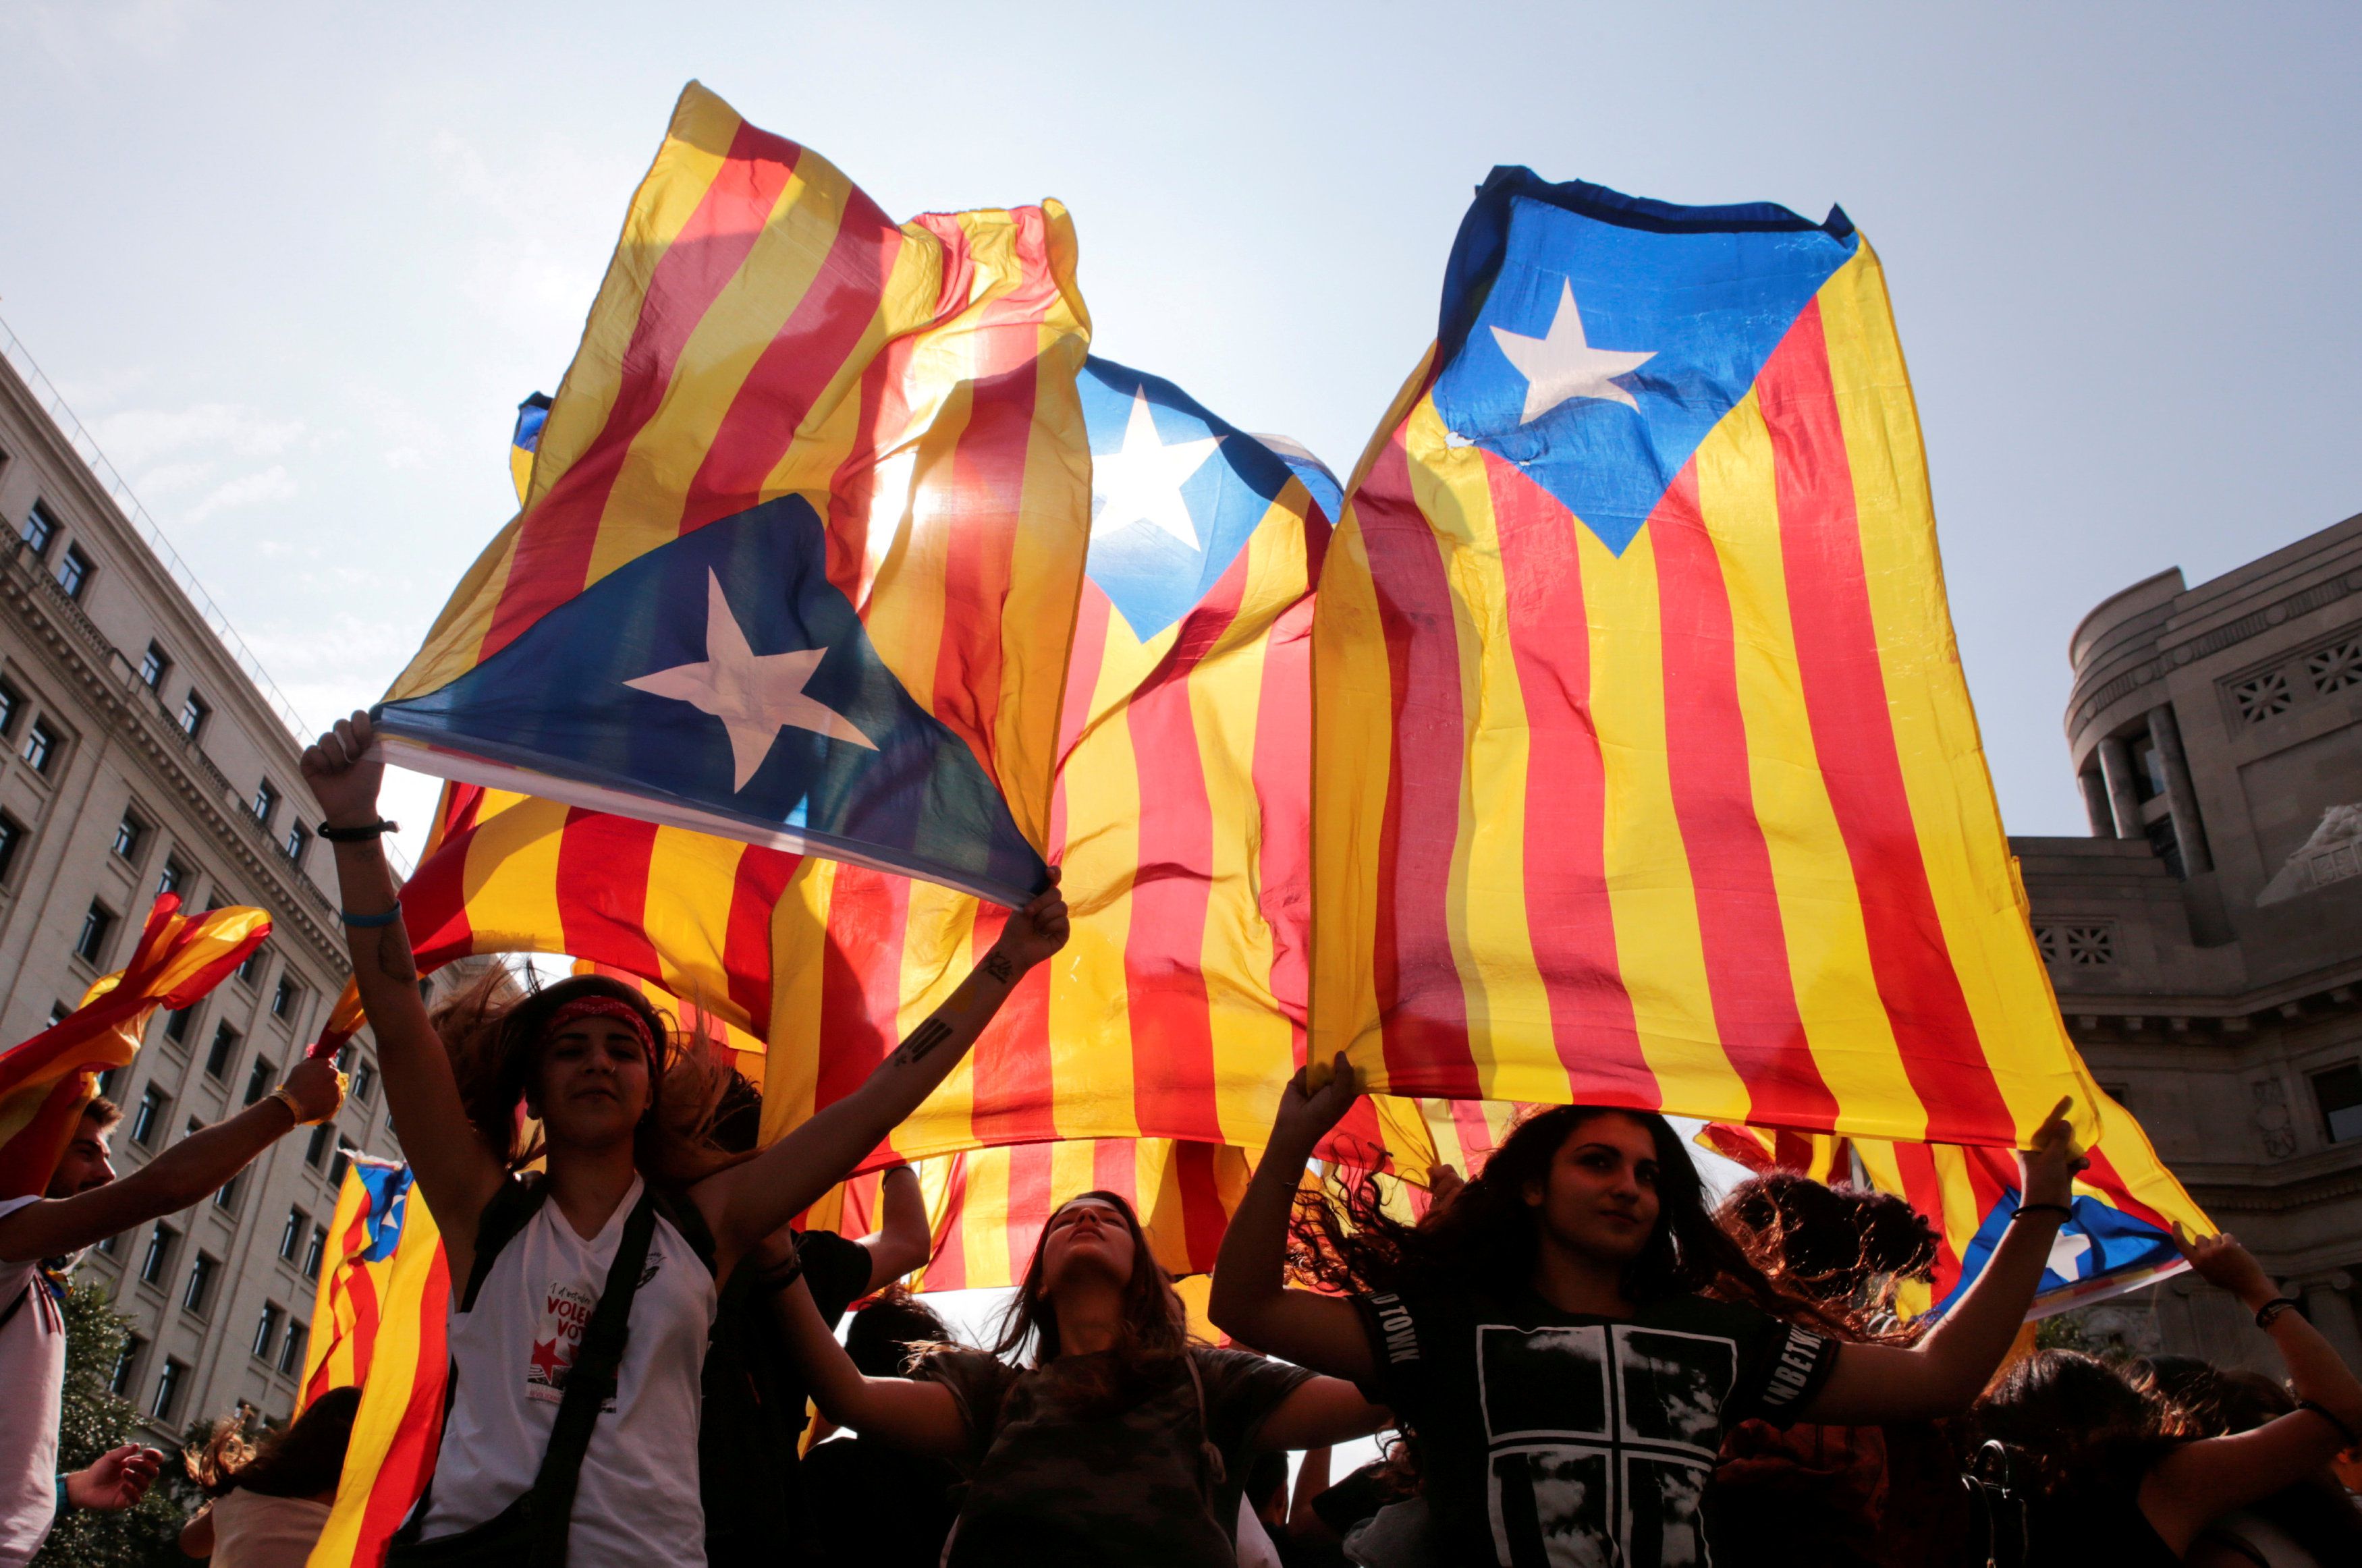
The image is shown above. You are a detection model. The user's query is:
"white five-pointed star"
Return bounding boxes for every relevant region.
[626,570,876,791]
[1489,280,1657,423]
[1091,388,1222,550]
[2045,1227,2092,1281]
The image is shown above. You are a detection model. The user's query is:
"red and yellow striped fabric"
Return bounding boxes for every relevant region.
[1695,1123,1855,1187]
[299,1160,415,1406]
[1310,171,2198,1187]
[0,895,268,1195]
[379,80,1091,883]
[304,1165,449,1568]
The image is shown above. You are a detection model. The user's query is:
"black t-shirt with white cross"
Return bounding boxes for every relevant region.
[1352,1284,1839,1568]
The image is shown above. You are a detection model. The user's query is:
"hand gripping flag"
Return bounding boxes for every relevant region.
[302,1160,450,1568]
[764,358,1337,1160]
[0,895,268,1196]
[374,82,1091,907]
[1311,169,2210,1179]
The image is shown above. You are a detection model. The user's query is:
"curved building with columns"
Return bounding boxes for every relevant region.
[2012,509,2362,1367]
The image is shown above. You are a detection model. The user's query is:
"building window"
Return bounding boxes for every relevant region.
[110,1336,144,1397]
[157,857,188,899]
[112,810,146,860]
[22,719,58,775]
[94,1225,121,1256]
[140,642,171,690]
[94,1066,119,1100]
[138,1223,176,1285]
[2145,816,2186,879]
[47,1001,69,1028]
[2313,1063,2362,1144]
[213,1169,241,1213]
[0,680,18,736]
[329,1138,356,1189]
[130,1086,166,1147]
[283,823,309,865]
[251,1302,283,1360]
[251,780,279,827]
[0,812,24,881]
[19,501,55,557]
[243,1055,275,1107]
[152,1357,188,1422]
[278,1319,307,1376]
[179,691,209,739]
[304,1121,332,1169]
[74,901,115,964]
[279,1206,308,1261]
[162,1005,194,1046]
[204,1021,240,1080]
[237,945,267,987]
[302,1223,327,1279]
[271,976,300,1021]
[2230,669,2294,724]
[183,1252,219,1315]
[2035,923,2116,968]
[350,1061,375,1103]
[54,544,92,600]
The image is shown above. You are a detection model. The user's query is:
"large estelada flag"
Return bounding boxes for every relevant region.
[302,1159,449,1568]
[1311,168,2192,1167]
[373,82,1090,907]
[763,357,1337,1159]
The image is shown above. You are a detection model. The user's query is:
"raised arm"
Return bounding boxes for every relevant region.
[1257,1377,1394,1451]
[773,1275,970,1459]
[2139,1233,2362,1552]
[300,712,503,1275]
[0,1061,342,1262]
[854,1163,933,1291]
[1209,1055,1376,1386]
[690,879,1066,1274]
[1802,1099,2086,1424]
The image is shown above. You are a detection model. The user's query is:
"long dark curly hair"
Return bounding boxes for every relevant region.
[1293,1105,1846,1333]
[186,1387,360,1499]
[1715,1172,1938,1343]
[431,969,734,1188]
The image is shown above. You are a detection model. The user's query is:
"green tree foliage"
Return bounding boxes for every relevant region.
[32,1281,200,1568]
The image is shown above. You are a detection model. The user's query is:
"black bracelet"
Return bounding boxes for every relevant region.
[319,818,400,842]
[2010,1202,2073,1222]
[2256,1296,2303,1328]
[2297,1399,2361,1449]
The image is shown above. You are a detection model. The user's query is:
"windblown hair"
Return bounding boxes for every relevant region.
[431,969,735,1188]
[1292,1105,1848,1334]
[80,1095,123,1131]
[989,1189,1192,1373]
[846,1285,952,1378]
[1976,1349,2184,1499]
[186,1387,360,1499]
[1714,1172,1937,1342]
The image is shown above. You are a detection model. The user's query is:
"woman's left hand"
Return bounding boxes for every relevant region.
[2017,1096,2089,1210]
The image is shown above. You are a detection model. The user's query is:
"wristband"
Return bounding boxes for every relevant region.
[341,906,403,929]
[54,1474,73,1517]
[2297,1399,2361,1449]
[2256,1296,2303,1328]
[264,1084,325,1128]
[2010,1202,2073,1223]
[319,818,399,843]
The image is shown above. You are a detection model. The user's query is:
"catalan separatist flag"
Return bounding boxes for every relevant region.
[509,392,551,505]
[0,895,268,1196]
[373,80,1091,907]
[1310,167,2205,1212]
[304,1161,449,1568]
[299,1159,417,1405]
[763,358,1337,1159]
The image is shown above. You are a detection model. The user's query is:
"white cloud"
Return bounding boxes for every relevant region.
[184,465,296,524]
[132,459,217,497]
[94,402,306,466]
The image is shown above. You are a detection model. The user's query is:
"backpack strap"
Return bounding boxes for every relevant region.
[462,1175,552,1313]
[646,1184,716,1279]
[1183,1350,1228,1490]
[524,1184,659,1568]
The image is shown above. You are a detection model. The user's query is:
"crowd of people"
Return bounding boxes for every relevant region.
[2,710,2358,1567]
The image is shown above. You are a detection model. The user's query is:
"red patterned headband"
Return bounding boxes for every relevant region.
[545,996,657,1059]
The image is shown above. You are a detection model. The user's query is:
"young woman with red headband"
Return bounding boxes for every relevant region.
[301,712,1069,1568]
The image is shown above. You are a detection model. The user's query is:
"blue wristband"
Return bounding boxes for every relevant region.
[340,907,403,929]
[55,1474,73,1516]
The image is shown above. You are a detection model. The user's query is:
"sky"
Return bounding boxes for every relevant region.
[3,0,2361,847]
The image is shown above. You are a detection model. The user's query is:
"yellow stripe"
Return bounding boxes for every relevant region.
[638,829,748,1029]
[1691,388,1928,1139]
[962,1144,1014,1289]
[1398,400,1554,1102]
[459,799,570,955]
[1581,524,1753,1120]
[759,858,837,1148]
[891,883,984,1159]
[1309,505,1393,1070]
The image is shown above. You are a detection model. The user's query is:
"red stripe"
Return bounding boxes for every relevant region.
[1483,455,1652,1100]
[1356,432,1477,1091]
[676,197,903,533]
[1649,464,1837,1127]
[2081,1146,2170,1230]
[927,1156,971,1291]
[1004,1142,1056,1284]
[1173,1143,1230,1274]
[1890,1141,1965,1301]
[813,868,912,1129]
[1758,302,2012,1145]
[398,824,476,973]
[553,810,664,980]
[352,1253,449,1562]
[1252,538,1319,1064]
[967,905,1060,1148]
[484,119,805,660]
[721,845,802,1033]
[1093,1139,1134,1198]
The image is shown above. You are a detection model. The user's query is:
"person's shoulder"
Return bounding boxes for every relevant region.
[910,1341,1006,1385]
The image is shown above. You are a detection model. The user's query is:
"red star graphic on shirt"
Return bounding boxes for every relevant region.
[529,1335,568,1384]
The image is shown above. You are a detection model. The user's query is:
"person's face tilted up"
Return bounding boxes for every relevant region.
[1039,1196,1136,1291]
[1522,1110,1661,1270]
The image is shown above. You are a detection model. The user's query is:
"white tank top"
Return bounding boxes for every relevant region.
[421,1175,715,1565]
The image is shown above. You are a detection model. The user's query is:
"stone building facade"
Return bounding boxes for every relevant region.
[2016,510,2362,1370]
[0,329,398,1436]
